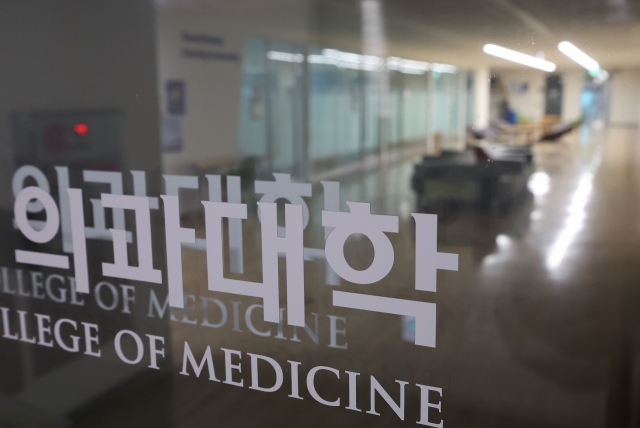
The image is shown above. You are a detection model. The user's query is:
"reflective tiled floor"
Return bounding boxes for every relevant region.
[75,126,640,427]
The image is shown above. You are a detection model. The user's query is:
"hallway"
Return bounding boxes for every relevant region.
[149,127,640,427]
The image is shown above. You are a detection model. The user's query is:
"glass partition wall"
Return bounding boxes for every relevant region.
[1,1,640,427]
[239,40,473,179]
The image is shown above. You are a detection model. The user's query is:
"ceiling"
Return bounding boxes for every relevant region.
[157,0,640,71]
[314,0,640,70]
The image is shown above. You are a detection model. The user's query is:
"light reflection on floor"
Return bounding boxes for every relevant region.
[161,126,640,427]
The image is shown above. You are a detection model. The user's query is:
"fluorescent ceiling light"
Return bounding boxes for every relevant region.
[267,51,304,63]
[483,44,556,72]
[594,69,609,83]
[269,48,459,75]
[307,49,458,74]
[558,41,599,72]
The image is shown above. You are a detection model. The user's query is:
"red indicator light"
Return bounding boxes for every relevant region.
[72,122,89,136]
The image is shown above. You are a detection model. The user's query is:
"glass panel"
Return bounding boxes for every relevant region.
[1,1,640,427]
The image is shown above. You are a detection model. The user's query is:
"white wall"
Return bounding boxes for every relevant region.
[609,70,640,126]
[473,67,490,128]
[156,1,312,175]
[561,70,584,122]
[498,69,547,122]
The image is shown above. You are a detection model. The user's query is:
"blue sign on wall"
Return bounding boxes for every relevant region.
[166,80,185,115]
